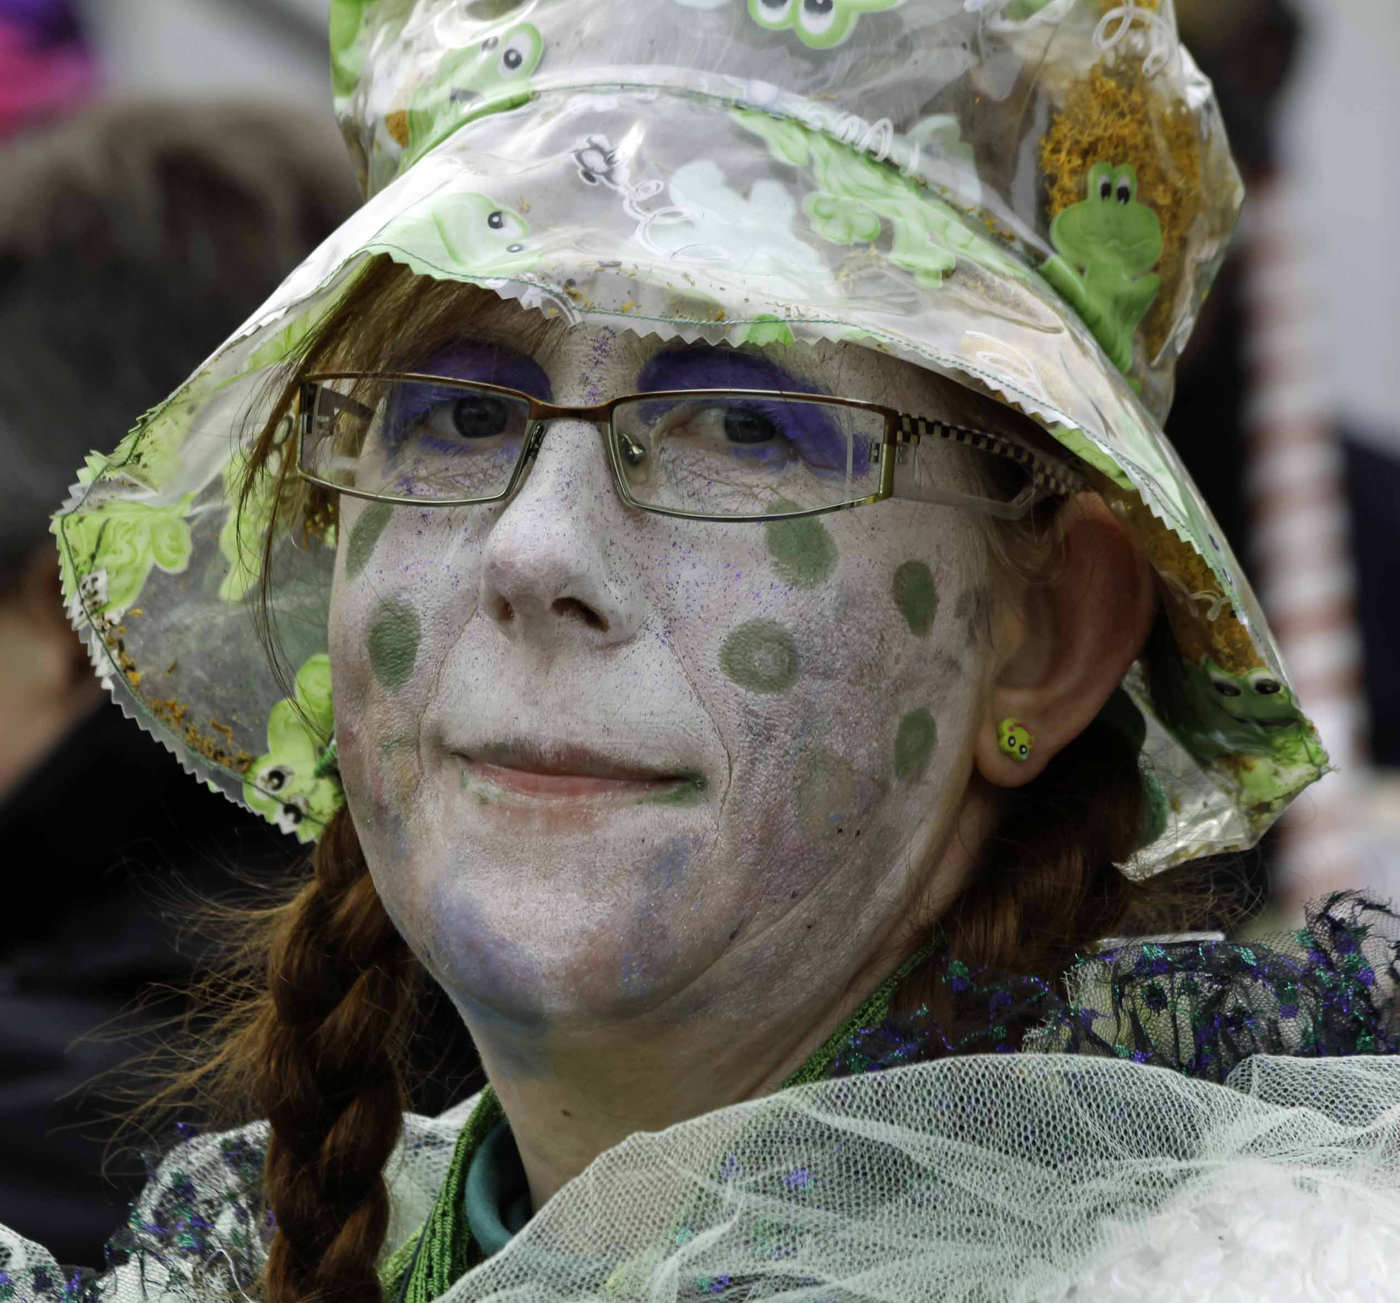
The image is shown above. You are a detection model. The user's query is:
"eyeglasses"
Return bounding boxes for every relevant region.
[294,371,1086,522]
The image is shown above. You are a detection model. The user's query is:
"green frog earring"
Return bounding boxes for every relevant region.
[998,719,1035,762]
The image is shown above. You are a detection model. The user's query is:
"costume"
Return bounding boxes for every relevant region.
[3,896,1399,1299]
[24,0,1400,1299]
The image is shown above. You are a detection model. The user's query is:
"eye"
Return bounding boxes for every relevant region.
[757,0,794,18]
[1116,181,1132,204]
[801,0,836,31]
[497,26,537,77]
[1098,176,1113,201]
[1248,673,1283,696]
[447,394,512,440]
[480,35,498,51]
[264,765,292,792]
[1210,674,1243,698]
[724,405,781,445]
[484,208,527,243]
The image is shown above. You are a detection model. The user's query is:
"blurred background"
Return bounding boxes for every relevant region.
[0,0,1396,1270]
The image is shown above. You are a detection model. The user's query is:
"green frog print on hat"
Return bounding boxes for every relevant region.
[374,191,538,280]
[1041,161,1163,377]
[745,0,903,48]
[1150,652,1329,814]
[243,654,343,843]
[385,21,543,163]
[57,497,194,627]
[50,0,1324,875]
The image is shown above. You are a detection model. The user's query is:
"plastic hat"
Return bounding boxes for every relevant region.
[53,0,1329,875]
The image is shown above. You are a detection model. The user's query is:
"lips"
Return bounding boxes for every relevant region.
[453,739,699,800]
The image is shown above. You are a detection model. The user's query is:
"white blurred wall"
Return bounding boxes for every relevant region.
[74,0,330,108]
[1283,0,1400,451]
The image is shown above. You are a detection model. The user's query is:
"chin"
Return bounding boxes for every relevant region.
[380,820,729,1024]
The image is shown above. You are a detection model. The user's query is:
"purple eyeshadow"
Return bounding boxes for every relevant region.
[637,348,871,475]
[383,342,550,446]
[417,342,553,399]
[637,348,820,397]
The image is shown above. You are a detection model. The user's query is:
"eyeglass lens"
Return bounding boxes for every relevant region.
[303,377,886,516]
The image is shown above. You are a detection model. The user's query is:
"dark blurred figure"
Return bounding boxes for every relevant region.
[0,100,363,1266]
[1171,0,1302,566]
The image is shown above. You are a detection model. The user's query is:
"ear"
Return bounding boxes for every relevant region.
[974,493,1156,789]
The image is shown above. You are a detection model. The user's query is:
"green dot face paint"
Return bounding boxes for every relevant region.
[719,619,800,693]
[764,502,838,589]
[894,708,938,781]
[345,502,393,580]
[368,597,421,691]
[892,560,937,637]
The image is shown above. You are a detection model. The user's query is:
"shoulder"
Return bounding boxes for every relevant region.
[0,1120,271,1300]
[0,1099,482,1301]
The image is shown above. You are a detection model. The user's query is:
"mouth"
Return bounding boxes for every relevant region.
[453,740,705,802]
[1220,711,1296,730]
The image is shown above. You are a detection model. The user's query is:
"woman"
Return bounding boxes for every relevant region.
[27,1,1400,1299]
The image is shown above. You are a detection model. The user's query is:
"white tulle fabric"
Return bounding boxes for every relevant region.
[3,1054,1399,1300]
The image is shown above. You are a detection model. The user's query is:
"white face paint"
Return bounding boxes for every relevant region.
[328,305,995,1068]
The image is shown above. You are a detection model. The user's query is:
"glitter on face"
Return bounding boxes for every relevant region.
[328,308,993,1073]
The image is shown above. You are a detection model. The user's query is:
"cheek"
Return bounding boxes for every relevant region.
[426,879,550,1027]
[331,502,485,696]
[675,509,983,886]
[329,503,485,838]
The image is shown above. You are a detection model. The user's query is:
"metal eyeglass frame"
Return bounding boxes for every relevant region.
[294,371,1088,523]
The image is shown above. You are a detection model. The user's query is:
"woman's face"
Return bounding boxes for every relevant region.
[329,306,999,1044]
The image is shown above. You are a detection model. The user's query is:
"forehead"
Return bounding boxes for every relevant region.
[423,293,1021,426]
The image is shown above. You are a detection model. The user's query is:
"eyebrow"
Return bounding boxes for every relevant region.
[637,347,821,396]
[418,341,553,400]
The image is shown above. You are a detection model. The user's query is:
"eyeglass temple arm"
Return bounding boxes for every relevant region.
[297,381,376,434]
[886,413,1087,520]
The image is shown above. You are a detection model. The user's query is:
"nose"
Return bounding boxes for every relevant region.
[479,419,644,648]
